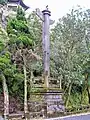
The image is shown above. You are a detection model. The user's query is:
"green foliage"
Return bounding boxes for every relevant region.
[0,24,24,98]
[18,34,33,46]
[51,7,90,107]
[16,7,26,21]
[0,0,7,5]
[0,41,4,52]
[7,7,34,48]
[27,12,42,52]
[7,19,29,34]
[5,7,42,100]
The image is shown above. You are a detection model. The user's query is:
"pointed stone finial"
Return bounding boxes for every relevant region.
[46,5,48,10]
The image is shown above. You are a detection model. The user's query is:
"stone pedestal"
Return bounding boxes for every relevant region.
[44,89,65,117]
[29,89,65,118]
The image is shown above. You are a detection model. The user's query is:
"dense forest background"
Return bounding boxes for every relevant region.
[0,0,90,113]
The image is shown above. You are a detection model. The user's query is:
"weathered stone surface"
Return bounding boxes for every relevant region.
[45,90,65,115]
[28,90,65,118]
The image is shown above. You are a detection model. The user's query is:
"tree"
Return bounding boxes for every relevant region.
[50,7,90,107]
[27,12,43,76]
[7,7,41,119]
[0,25,9,120]
[0,0,7,5]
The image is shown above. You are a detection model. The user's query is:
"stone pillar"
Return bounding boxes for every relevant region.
[42,7,51,88]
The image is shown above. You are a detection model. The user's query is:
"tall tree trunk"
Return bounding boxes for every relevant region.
[65,83,72,107]
[85,73,90,104]
[59,76,62,89]
[30,71,33,88]
[87,86,90,104]
[59,78,62,89]
[1,74,9,120]
[81,84,86,104]
[23,56,28,120]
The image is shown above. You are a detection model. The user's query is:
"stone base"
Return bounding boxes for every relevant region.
[44,89,65,117]
[29,89,65,118]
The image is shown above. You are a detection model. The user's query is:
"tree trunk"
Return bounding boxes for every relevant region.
[23,56,28,120]
[85,73,90,104]
[30,71,33,88]
[65,83,72,107]
[59,78,62,89]
[81,84,86,104]
[1,74,9,120]
[59,76,62,89]
[87,86,90,104]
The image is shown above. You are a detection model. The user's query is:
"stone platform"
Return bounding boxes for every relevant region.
[29,89,65,118]
[44,89,65,117]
